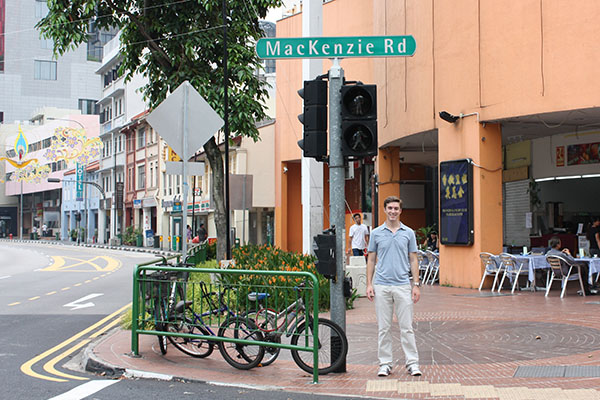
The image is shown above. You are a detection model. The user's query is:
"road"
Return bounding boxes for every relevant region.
[0,242,373,400]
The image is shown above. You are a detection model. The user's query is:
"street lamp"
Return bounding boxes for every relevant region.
[46,117,86,130]
[48,177,106,242]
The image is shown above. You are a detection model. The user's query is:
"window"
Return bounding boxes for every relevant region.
[115,97,123,116]
[34,0,48,19]
[78,99,98,115]
[128,167,134,191]
[137,127,146,149]
[137,165,145,189]
[34,60,57,80]
[117,135,122,152]
[0,112,3,124]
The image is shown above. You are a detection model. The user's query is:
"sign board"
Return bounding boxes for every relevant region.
[165,161,205,176]
[133,199,142,209]
[76,163,84,201]
[146,81,224,160]
[173,201,182,212]
[440,159,474,246]
[256,36,416,59]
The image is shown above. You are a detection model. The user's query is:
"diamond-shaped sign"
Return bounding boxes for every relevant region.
[146,81,224,160]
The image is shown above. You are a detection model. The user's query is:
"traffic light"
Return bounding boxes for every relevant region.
[340,83,377,158]
[313,231,336,279]
[297,79,328,161]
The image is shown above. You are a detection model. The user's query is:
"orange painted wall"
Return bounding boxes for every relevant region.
[285,161,302,254]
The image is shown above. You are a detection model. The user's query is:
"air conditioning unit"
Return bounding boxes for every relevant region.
[344,161,355,180]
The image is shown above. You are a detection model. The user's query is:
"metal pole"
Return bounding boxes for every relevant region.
[242,175,246,245]
[181,84,189,259]
[328,59,346,350]
[223,0,231,259]
[20,180,23,240]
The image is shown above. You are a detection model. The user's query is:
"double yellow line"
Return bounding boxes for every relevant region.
[20,303,131,382]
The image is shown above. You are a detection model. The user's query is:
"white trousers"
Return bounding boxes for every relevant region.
[373,284,419,368]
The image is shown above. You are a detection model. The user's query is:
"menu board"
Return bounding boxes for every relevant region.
[440,159,473,246]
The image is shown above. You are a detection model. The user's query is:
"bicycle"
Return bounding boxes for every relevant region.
[165,280,266,370]
[143,256,191,355]
[245,282,348,375]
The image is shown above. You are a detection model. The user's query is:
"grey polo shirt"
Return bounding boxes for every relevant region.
[367,222,418,286]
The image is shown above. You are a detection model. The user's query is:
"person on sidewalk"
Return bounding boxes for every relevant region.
[588,216,600,257]
[366,196,422,377]
[349,213,369,257]
[546,236,597,295]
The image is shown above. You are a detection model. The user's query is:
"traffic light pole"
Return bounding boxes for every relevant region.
[328,59,346,348]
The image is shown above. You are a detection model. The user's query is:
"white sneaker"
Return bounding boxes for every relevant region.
[377,365,391,377]
[407,364,422,376]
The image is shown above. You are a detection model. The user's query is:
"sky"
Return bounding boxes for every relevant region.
[265,0,299,22]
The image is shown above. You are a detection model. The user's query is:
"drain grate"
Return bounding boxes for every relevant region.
[453,292,512,298]
[514,365,600,378]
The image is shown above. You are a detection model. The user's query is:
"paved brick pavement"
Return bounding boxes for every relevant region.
[83,284,600,400]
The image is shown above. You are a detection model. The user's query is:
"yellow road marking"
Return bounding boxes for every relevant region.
[84,280,92,284]
[29,296,40,301]
[42,339,90,381]
[42,256,122,272]
[74,283,82,287]
[8,302,20,306]
[92,277,99,280]
[20,303,131,382]
[46,291,57,296]
[61,287,70,291]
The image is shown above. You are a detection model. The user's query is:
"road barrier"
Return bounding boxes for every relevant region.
[131,260,322,382]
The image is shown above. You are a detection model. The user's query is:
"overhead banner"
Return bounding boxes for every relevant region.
[440,159,474,246]
[76,163,84,201]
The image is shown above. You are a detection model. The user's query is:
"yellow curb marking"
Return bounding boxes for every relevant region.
[20,303,130,382]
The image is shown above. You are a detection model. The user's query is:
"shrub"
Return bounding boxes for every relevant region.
[228,244,331,311]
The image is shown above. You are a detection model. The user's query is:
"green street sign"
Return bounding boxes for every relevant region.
[256,36,416,59]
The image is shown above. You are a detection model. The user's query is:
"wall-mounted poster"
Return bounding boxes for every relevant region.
[440,159,473,246]
[556,146,565,167]
[567,142,599,165]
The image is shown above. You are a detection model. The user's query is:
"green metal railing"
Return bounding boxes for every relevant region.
[131,260,321,383]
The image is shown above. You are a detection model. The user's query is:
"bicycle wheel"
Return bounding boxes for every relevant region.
[167,317,214,358]
[154,302,168,355]
[290,318,348,375]
[218,317,265,370]
[244,309,280,366]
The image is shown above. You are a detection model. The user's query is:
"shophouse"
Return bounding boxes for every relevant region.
[275,0,600,288]
[96,32,147,244]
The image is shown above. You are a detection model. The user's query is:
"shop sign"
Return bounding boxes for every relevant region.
[502,166,529,183]
[142,198,157,207]
[440,159,474,246]
[173,201,182,212]
[133,199,142,209]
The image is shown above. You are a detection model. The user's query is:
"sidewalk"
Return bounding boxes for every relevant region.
[84,285,600,400]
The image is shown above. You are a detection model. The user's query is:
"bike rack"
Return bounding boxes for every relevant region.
[132,262,323,383]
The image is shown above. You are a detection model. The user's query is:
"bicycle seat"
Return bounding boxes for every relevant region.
[247,292,270,301]
[174,300,193,313]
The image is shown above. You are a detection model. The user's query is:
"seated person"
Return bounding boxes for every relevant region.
[424,232,438,252]
[546,236,597,295]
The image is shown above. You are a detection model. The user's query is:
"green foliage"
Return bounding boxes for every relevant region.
[206,240,217,260]
[37,0,282,140]
[123,225,142,246]
[227,244,332,311]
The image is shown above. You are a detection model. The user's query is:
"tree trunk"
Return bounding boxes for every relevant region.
[204,137,227,261]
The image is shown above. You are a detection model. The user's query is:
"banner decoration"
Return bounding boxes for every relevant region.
[44,126,103,166]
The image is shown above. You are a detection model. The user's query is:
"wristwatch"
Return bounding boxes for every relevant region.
[413,282,421,287]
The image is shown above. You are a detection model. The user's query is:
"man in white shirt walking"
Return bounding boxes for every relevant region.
[349,213,370,257]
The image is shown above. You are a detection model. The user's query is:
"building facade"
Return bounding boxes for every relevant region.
[0,0,112,124]
[275,0,600,288]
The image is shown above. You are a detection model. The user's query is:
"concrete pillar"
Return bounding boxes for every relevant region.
[98,208,106,244]
[301,0,324,254]
[438,118,503,288]
[375,147,401,227]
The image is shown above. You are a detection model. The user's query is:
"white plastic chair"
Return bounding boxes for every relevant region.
[478,252,502,292]
[417,250,431,284]
[425,250,439,285]
[545,255,586,298]
[497,253,527,294]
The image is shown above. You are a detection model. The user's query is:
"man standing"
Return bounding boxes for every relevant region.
[588,217,600,257]
[366,196,421,377]
[349,213,369,257]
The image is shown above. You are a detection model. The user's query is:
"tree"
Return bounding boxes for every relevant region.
[38,0,281,260]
